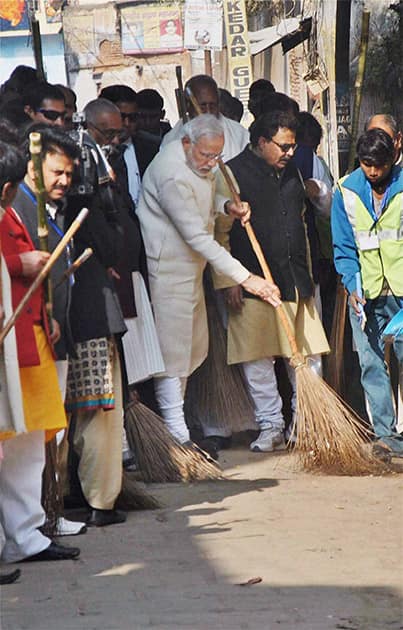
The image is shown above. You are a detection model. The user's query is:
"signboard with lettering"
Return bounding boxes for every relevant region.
[223,0,253,107]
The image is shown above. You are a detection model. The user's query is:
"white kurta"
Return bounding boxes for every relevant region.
[137,140,249,377]
[161,115,249,162]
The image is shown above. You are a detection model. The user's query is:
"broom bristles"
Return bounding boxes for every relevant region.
[42,437,63,536]
[125,401,223,483]
[293,362,390,475]
[116,472,160,510]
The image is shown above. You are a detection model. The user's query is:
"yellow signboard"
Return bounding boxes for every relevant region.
[223,0,253,107]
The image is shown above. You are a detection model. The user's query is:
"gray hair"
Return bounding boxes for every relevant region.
[84,98,121,125]
[364,113,399,137]
[182,114,224,143]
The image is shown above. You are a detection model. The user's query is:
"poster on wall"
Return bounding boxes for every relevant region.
[184,0,223,51]
[0,0,29,32]
[120,4,183,55]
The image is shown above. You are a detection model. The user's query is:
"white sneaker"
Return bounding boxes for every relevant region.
[250,428,285,453]
[56,517,87,536]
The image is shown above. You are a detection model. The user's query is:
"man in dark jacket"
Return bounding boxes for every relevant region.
[215,110,329,452]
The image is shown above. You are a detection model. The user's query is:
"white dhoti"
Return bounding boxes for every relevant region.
[121,272,165,385]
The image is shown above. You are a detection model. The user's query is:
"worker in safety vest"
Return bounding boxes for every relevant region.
[331,128,403,460]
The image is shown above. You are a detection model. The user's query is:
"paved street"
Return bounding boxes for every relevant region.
[1,448,402,630]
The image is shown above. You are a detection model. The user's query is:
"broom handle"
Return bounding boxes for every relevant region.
[219,159,299,355]
[54,247,93,288]
[243,222,299,356]
[0,208,88,346]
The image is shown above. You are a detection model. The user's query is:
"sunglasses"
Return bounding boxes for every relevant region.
[36,108,66,122]
[269,138,298,153]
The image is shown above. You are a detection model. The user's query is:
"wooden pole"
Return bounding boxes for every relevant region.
[347,10,370,173]
[204,50,213,76]
[28,1,46,81]
[29,132,53,331]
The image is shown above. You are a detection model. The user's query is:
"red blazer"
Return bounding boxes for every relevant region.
[0,206,51,367]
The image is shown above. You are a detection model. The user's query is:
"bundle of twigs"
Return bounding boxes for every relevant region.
[116,472,160,510]
[42,437,64,536]
[185,268,256,435]
[244,226,388,475]
[125,401,223,483]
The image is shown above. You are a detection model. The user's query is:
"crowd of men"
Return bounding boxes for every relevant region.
[0,64,402,582]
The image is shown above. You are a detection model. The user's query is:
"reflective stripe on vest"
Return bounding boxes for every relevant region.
[339,182,403,298]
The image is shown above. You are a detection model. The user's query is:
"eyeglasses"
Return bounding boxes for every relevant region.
[36,108,66,122]
[88,121,125,142]
[193,143,223,162]
[269,138,298,153]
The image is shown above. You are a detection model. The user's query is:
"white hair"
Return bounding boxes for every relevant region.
[182,114,224,143]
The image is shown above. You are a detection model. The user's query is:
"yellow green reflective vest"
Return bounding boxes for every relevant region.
[339,178,403,299]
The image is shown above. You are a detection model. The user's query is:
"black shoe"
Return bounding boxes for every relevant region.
[197,435,232,459]
[86,509,127,527]
[0,569,21,584]
[19,541,80,562]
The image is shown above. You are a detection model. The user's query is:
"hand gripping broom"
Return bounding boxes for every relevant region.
[212,139,387,475]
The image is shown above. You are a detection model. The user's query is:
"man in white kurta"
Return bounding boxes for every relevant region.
[137,114,281,443]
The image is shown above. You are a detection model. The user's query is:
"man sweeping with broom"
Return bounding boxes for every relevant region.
[213,110,329,452]
[137,114,281,446]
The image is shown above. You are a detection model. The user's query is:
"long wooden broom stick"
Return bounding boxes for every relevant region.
[0,207,88,346]
[29,132,54,333]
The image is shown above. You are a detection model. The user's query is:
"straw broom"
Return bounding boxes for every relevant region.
[249,222,390,473]
[125,401,223,483]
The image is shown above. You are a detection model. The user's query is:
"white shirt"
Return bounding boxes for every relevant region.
[124,140,141,206]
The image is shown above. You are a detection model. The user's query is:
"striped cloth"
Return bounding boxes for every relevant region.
[122,272,165,385]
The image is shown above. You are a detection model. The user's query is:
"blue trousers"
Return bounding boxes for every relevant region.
[349,295,403,453]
